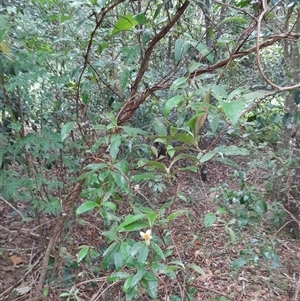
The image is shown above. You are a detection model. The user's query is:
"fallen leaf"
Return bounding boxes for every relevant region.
[10,255,24,265]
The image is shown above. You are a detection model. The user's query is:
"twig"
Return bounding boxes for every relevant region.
[0,195,25,220]
[256,0,300,91]
[293,273,300,301]
[0,254,44,299]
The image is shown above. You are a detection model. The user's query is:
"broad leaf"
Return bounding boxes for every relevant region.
[112,14,138,35]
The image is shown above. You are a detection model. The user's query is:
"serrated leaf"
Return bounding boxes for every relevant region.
[163,95,184,116]
[61,122,75,142]
[76,201,99,215]
[204,213,216,228]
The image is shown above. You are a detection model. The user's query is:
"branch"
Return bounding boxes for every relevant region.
[130,1,190,96]
[256,0,300,91]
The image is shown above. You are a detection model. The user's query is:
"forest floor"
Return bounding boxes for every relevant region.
[0,150,300,301]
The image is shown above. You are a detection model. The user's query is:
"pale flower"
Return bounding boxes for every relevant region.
[140,229,152,246]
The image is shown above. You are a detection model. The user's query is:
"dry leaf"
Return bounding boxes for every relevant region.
[10,255,24,265]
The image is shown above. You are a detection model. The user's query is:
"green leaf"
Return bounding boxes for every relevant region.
[151,242,165,261]
[117,214,146,231]
[294,89,300,105]
[102,230,119,242]
[174,39,190,64]
[130,268,145,288]
[166,210,185,222]
[122,220,149,231]
[177,133,195,145]
[220,100,244,125]
[112,14,138,35]
[226,226,236,244]
[204,213,216,228]
[147,212,157,227]
[220,16,248,25]
[142,29,153,45]
[221,146,249,156]
[120,241,131,259]
[122,46,140,65]
[132,173,156,182]
[76,201,99,215]
[130,242,144,257]
[123,275,133,292]
[110,134,121,161]
[187,263,205,276]
[170,77,188,91]
[77,246,89,262]
[119,68,130,92]
[134,13,148,24]
[138,244,149,264]
[163,95,184,116]
[232,257,247,268]
[102,241,119,258]
[61,122,75,142]
[147,161,168,172]
[113,251,124,271]
[107,272,131,282]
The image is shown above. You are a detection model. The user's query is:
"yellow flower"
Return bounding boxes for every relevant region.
[140,229,152,246]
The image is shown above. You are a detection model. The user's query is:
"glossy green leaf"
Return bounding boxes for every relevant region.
[130,268,145,288]
[76,201,99,215]
[123,275,133,292]
[123,220,149,231]
[220,100,244,125]
[77,245,89,262]
[107,272,131,282]
[112,14,138,35]
[147,212,157,227]
[134,13,148,24]
[138,244,149,264]
[110,134,121,161]
[117,214,146,231]
[163,95,184,116]
[102,230,119,242]
[152,242,165,261]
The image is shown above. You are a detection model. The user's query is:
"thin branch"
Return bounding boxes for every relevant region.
[0,195,25,220]
[256,0,300,91]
